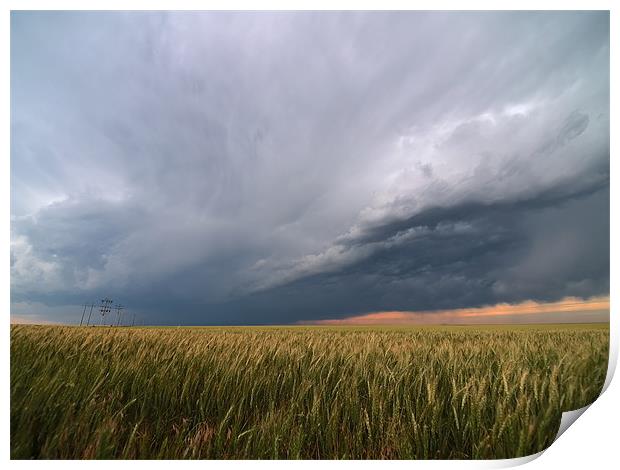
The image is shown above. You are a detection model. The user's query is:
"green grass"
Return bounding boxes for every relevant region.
[10,323,609,459]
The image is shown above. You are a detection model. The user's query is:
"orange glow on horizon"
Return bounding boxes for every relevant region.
[10,315,59,325]
[300,296,610,325]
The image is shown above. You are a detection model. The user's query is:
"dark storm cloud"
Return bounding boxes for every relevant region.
[10,11,609,324]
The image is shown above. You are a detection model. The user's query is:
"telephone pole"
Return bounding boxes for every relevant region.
[86,303,95,326]
[79,303,88,326]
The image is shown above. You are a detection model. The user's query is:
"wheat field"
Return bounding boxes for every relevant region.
[10,323,608,459]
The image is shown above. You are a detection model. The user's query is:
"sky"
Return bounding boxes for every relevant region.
[10,11,609,325]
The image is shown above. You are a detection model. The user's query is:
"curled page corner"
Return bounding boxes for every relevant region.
[554,404,591,443]
[496,406,593,468]
[492,450,545,468]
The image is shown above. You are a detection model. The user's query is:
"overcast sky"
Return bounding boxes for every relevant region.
[10,11,609,325]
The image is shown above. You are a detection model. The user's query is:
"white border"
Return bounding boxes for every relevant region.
[3,1,616,468]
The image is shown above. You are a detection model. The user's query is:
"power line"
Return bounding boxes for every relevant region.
[81,299,132,327]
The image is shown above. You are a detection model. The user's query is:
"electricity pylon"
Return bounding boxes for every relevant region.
[115,305,124,326]
[99,298,113,325]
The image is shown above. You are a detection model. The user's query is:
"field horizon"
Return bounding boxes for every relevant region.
[9,321,611,327]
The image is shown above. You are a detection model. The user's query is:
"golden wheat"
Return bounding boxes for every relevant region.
[10,324,608,459]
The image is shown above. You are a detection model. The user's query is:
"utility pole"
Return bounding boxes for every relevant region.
[79,303,88,326]
[86,303,95,326]
[131,312,136,327]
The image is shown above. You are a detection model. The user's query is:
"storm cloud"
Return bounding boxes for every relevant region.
[10,11,609,324]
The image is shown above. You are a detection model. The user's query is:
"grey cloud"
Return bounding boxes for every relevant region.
[10,11,609,324]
